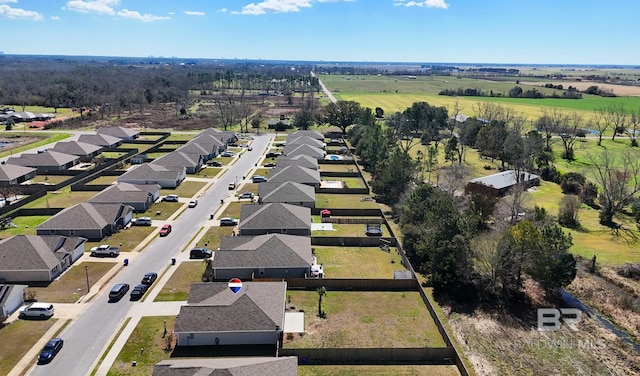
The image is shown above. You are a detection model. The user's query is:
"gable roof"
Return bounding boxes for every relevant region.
[0,164,36,181]
[239,203,310,232]
[37,203,132,231]
[191,133,226,149]
[468,170,540,190]
[77,133,122,147]
[0,235,86,271]
[153,357,298,376]
[175,142,210,156]
[6,150,79,168]
[118,163,184,181]
[289,130,324,140]
[50,141,102,156]
[285,135,325,149]
[276,155,318,170]
[89,182,160,204]
[214,234,312,269]
[283,144,325,159]
[97,126,139,139]
[175,281,286,333]
[258,181,315,204]
[151,151,202,169]
[267,165,321,186]
[201,128,237,143]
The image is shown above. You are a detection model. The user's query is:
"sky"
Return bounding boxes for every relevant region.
[0,0,639,65]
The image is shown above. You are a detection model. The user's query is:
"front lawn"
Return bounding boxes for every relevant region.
[85,226,156,252]
[0,318,58,375]
[26,262,117,303]
[155,263,208,301]
[313,246,406,279]
[160,181,206,198]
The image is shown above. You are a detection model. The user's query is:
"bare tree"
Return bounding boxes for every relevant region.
[592,108,609,146]
[448,100,463,137]
[608,104,628,142]
[215,91,238,131]
[625,110,640,147]
[535,108,563,151]
[439,163,470,196]
[494,181,530,226]
[558,112,582,160]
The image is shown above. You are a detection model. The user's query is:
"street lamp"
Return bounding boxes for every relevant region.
[84,265,90,293]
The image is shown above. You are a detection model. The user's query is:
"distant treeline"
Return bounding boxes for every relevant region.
[439,85,583,99]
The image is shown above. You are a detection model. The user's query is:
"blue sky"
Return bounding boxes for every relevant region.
[0,0,638,65]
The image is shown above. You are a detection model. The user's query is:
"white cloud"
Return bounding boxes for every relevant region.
[51,15,60,20]
[184,10,205,16]
[240,0,313,15]
[0,4,43,20]
[0,0,18,4]
[117,9,170,22]
[65,0,119,15]
[168,11,175,15]
[394,0,449,9]
[218,8,228,13]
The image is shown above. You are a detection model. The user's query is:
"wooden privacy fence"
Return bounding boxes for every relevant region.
[280,347,456,365]
[254,278,418,291]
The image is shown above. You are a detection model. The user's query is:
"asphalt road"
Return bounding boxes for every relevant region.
[28,133,273,376]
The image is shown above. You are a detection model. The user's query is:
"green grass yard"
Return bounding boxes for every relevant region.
[313,246,406,279]
[154,262,208,301]
[26,262,117,303]
[0,318,58,375]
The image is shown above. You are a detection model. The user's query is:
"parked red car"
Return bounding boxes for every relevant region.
[159,224,172,236]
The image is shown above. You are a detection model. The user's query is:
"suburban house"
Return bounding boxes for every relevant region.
[283,144,325,160]
[174,281,287,346]
[258,181,316,208]
[266,165,321,189]
[77,133,123,148]
[151,151,203,174]
[36,203,133,241]
[0,164,37,186]
[97,126,139,141]
[153,358,297,376]
[238,203,311,236]
[0,284,28,321]
[211,234,313,280]
[289,130,324,140]
[6,150,80,173]
[175,142,217,162]
[190,133,226,154]
[276,155,319,170]
[88,182,160,212]
[201,128,237,145]
[50,141,103,162]
[267,119,291,129]
[0,235,87,283]
[466,170,541,196]
[118,163,186,188]
[285,135,326,150]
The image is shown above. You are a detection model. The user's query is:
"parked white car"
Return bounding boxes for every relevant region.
[19,302,55,319]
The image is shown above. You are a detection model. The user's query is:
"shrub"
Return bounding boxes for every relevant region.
[539,165,561,183]
[560,172,586,195]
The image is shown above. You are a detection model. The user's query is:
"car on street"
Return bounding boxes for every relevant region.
[252,175,267,183]
[190,247,213,259]
[131,217,152,226]
[264,162,276,168]
[108,283,130,302]
[238,191,254,199]
[228,182,236,190]
[188,199,198,208]
[37,338,64,364]
[161,194,179,202]
[219,217,238,226]
[20,302,54,319]
[159,224,172,236]
[207,160,222,167]
[129,284,149,301]
[141,272,158,285]
[221,151,235,157]
[266,152,280,158]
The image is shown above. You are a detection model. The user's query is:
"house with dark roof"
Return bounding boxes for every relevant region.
[50,141,102,162]
[97,126,139,141]
[36,203,133,241]
[267,165,321,189]
[212,234,312,280]
[258,181,315,208]
[0,235,87,282]
[238,203,311,236]
[201,127,237,145]
[283,144,325,160]
[88,182,160,212]
[151,151,203,174]
[466,170,541,196]
[174,281,287,346]
[175,141,217,161]
[153,358,297,376]
[289,130,324,140]
[276,155,319,170]
[0,284,28,321]
[190,133,227,154]
[0,164,36,186]
[77,133,123,148]
[118,163,186,188]
[6,150,80,173]
[285,135,326,149]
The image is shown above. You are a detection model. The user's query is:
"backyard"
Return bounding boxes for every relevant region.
[313,246,406,279]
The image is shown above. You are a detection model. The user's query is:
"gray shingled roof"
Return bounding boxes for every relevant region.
[191,134,225,150]
[201,128,237,143]
[77,133,122,147]
[289,130,324,140]
[153,357,297,376]
[175,281,286,333]
[97,126,139,139]
[175,142,209,156]
[6,150,79,168]
[214,234,312,269]
[0,235,86,271]
[285,135,325,149]
[51,141,102,156]
[151,151,201,169]
[238,203,310,232]
[258,181,315,204]
[468,170,540,190]
[267,165,321,186]
[89,183,159,204]
[283,144,325,159]
[276,155,318,170]
[118,163,184,181]
[37,203,131,231]
[0,164,36,181]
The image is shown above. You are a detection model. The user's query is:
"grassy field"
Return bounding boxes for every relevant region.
[218,202,245,219]
[85,226,156,253]
[26,262,117,303]
[107,316,176,376]
[154,262,208,301]
[160,181,206,198]
[315,193,380,209]
[298,365,459,376]
[20,186,98,209]
[0,318,58,375]
[311,221,390,237]
[0,215,48,236]
[0,132,71,158]
[313,246,406,278]
[284,291,445,348]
